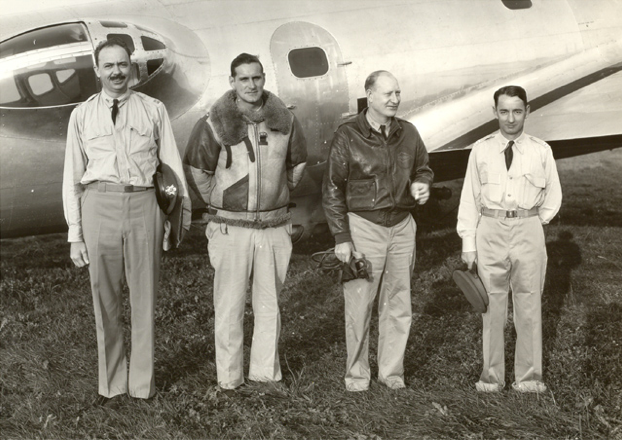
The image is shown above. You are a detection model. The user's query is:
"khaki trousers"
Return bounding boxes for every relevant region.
[82,188,163,399]
[476,215,546,390]
[344,213,416,391]
[206,222,292,389]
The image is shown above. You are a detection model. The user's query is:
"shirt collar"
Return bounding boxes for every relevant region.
[365,110,391,134]
[496,131,525,155]
[358,109,400,138]
[101,90,131,108]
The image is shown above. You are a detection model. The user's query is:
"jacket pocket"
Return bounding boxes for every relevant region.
[346,178,376,210]
[223,174,249,211]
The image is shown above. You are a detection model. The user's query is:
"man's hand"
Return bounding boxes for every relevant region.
[163,220,171,251]
[461,251,477,271]
[410,182,430,205]
[334,241,355,264]
[70,242,90,268]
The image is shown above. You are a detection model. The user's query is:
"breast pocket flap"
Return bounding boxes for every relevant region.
[525,174,546,188]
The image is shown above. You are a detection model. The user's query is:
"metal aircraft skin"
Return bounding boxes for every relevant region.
[1,0,621,240]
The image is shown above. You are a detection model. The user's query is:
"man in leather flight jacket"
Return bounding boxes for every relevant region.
[322,70,433,391]
[184,53,307,390]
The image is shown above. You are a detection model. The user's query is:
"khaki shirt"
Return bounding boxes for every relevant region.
[457,131,562,252]
[62,90,190,242]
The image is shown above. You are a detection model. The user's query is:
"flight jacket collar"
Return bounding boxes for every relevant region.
[209,89,292,146]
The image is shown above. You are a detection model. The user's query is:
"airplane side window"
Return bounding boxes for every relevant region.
[502,0,532,9]
[56,69,75,84]
[107,34,135,53]
[288,47,329,78]
[147,59,164,76]
[0,78,21,106]
[141,37,165,51]
[100,21,128,28]
[28,74,54,96]
[0,54,97,108]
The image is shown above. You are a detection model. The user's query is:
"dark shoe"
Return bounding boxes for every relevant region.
[92,394,123,410]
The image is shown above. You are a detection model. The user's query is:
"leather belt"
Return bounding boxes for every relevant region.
[481,207,539,219]
[87,182,151,193]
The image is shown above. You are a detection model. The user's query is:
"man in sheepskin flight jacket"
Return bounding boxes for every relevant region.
[184,53,307,391]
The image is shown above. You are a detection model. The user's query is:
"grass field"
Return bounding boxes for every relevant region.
[1,148,621,439]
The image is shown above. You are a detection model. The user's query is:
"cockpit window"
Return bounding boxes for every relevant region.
[0,23,88,59]
[0,23,98,108]
[288,47,329,78]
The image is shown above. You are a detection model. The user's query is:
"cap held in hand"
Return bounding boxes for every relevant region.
[452,263,489,313]
[153,163,184,249]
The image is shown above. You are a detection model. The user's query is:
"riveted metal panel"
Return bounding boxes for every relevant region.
[270,22,349,167]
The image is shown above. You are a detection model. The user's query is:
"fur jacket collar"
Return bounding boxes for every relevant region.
[209,89,292,146]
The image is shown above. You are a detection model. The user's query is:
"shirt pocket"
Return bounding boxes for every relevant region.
[481,171,502,204]
[346,178,376,210]
[84,126,113,159]
[519,171,546,206]
[128,123,156,159]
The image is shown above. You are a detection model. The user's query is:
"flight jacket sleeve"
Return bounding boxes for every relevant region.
[183,116,220,206]
[286,115,308,191]
[156,102,192,232]
[322,129,352,244]
[62,108,87,243]
[410,129,434,185]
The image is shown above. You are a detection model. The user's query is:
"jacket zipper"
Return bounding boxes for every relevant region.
[253,124,261,221]
[386,135,396,213]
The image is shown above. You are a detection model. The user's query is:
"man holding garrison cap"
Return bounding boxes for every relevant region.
[457,85,562,393]
[62,38,190,406]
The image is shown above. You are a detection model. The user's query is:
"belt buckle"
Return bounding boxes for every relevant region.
[506,210,517,218]
[123,185,134,193]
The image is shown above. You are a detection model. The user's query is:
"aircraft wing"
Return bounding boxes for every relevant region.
[411,42,622,182]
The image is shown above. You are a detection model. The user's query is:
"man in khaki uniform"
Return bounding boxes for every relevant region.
[63,39,190,405]
[457,85,562,393]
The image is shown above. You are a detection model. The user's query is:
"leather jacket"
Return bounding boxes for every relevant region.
[184,90,307,228]
[322,110,433,243]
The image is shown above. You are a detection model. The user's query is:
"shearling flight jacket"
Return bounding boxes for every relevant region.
[184,90,307,228]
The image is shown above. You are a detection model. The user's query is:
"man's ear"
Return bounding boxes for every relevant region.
[491,105,498,119]
[229,76,235,89]
[525,104,531,119]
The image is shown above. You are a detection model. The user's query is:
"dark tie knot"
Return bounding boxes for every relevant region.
[379,124,386,138]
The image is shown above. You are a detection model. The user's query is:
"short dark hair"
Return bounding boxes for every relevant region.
[230,53,263,77]
[364,70,390,93]
[494,85,528,107]
[94,38,132,67]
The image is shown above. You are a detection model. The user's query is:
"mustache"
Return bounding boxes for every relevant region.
[110,74,126,80]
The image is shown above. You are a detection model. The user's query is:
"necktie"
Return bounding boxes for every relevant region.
[111,99,119,125]
[504,140,514,170]
[379,124,386,139]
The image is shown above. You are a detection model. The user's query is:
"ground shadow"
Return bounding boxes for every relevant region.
[542,230,582,348]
